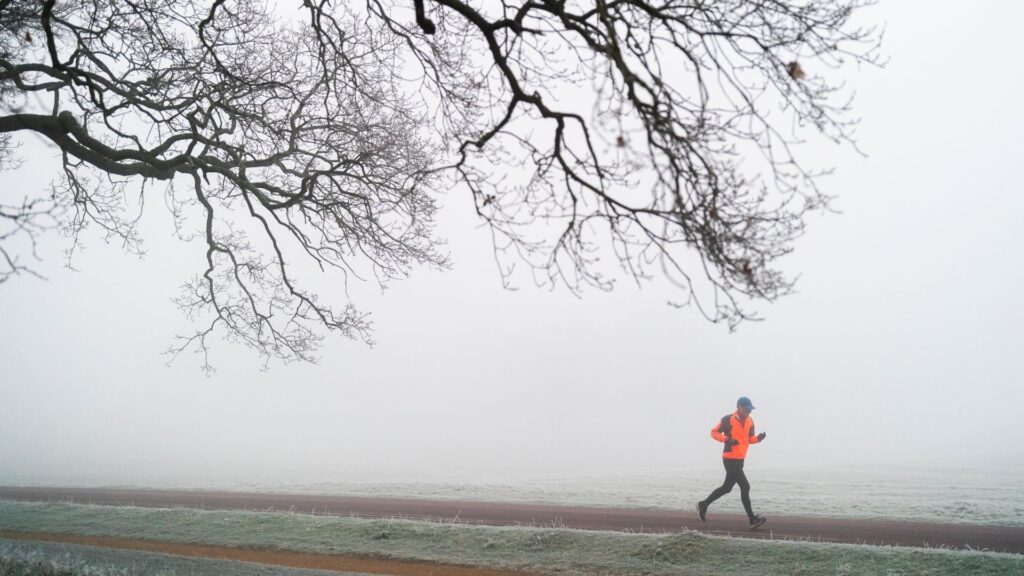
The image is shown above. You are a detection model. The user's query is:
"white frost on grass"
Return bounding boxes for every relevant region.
[0,501,1021,576]
[0,539,369,576]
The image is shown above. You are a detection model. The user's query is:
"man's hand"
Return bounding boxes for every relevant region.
[724,438,739,448]
[757,432,766,442]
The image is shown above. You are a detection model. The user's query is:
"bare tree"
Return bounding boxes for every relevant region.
[1,0,448,370]
[364,0,881,322]
[1,0,880,369]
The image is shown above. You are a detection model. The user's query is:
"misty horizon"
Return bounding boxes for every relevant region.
[2,1,1022,488]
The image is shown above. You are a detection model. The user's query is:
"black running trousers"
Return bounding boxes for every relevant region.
[704,458,754,519]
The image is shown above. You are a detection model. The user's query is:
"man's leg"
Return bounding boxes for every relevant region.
[703,459,740,507]
[735,464,766,528]
[735,464,755,519]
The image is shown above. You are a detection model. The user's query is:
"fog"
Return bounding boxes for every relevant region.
[1,1,1022,489]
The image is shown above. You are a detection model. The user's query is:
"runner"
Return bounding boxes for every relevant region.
[696,396,767,529]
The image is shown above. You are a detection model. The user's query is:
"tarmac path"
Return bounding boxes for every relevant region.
[2,486,1022,554]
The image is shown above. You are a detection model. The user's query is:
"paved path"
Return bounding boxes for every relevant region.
[2,486,1021,553]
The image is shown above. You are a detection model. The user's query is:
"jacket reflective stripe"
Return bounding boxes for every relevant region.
[710,411,760,460]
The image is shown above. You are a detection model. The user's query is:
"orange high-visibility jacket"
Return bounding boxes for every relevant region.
[710,411,761,460]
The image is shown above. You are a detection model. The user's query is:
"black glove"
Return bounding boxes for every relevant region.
[724,438,739,448]
[757,432,766,442]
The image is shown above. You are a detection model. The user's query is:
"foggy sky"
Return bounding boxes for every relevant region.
[1,1,1022,487]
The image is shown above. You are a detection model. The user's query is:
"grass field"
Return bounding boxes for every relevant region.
[0,538,364,576]
[0,501,1021,575]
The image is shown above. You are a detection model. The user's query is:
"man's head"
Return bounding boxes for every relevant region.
[736,396,755,417]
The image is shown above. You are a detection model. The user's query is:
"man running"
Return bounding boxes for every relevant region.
[696,396,767,529]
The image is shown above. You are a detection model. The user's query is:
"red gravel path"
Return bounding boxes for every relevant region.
[2,486,1021,554]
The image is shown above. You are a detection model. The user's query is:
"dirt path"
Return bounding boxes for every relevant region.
[2,486,1022,554]
[0,530,535,576]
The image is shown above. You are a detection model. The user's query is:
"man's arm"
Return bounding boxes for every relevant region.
[711,422,728,443]
[749,422,766,443]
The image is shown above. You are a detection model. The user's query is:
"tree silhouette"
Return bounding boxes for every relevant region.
[0,0,880,369]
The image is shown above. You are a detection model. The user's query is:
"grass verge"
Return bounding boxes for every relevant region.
[0,538,365,576]
[0,501,1020,575]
